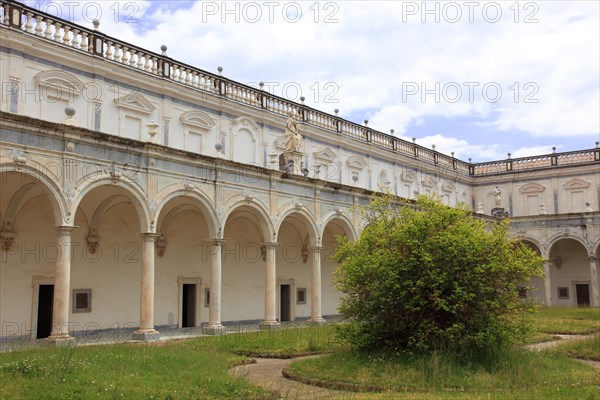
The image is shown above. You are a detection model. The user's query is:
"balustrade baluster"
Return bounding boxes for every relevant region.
[72,29,80,48]
[34,15,43,36]
[81,31,88,51]
[25,12,33,32]
[151,56,158,74]
[53,22,62,42]
[121,47,129,64]
[106,41,114,60]
[62,25,71,45]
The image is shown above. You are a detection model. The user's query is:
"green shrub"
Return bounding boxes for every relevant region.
[334,195,544,353]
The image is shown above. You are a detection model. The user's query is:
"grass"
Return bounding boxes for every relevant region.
[551,334,600,361]
[287,347,600,399]
[0,308,598,399]
[527,307,600,334]
[0,324,338,399]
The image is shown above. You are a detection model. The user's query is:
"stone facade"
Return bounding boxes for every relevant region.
[0,2,598,342]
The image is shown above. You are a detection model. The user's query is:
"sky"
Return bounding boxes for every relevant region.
[23,0,600,162]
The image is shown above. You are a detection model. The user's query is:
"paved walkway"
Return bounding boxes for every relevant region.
[229,356,357,400]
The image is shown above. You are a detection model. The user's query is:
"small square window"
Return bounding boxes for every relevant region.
[557,287,569,299]
[72,289,92,313]
[297,288,306,304]
[205,288,210,307]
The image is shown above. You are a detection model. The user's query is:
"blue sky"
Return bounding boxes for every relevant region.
[25,0,600,162]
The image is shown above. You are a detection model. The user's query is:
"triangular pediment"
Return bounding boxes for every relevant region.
[34,70,85,98]
[519,183,546,193]
[563,178,590,190]
[114,92,156,114]
[179,110,215,130]
[422,176,437,188]
[314,147,337,163]
[346,155,367,170]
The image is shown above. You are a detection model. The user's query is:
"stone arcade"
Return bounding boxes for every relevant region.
[0,1,599,343]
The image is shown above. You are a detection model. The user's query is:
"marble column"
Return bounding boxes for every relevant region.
[309,245,325,324]
[48,226,77,342]
[260,242,280,329]
[543,260,552,306]
[590,256,599,307]
[132,233,160,341]
[206,239,225,335]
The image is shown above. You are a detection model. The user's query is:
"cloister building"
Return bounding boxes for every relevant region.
[1,1,599,342]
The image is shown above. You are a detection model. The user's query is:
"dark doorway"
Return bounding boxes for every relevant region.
[280,284,291,322]
[36,284,54,339]
[576,284,590,307]
[182,284,196,328]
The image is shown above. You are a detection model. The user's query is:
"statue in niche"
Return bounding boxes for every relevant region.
[493,185,502,207]
[284,112,302,153]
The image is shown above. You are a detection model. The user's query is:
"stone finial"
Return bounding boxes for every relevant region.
[259,81,264,89]
[64,106,78,127]
[585,201,592,212]
[412,137,416,143]
[364,120,368,126]
[92,19,100,31]
[552,146,556,153]
[146,120,159,142]
[160,45,168,55]
[507,153,511,159]
[390,129,395,135]
[334,109,339,116]
[300,96,305,104]
[595,141,599,148]
[217,66,223,75]
[432,144,436,150]
[451,151,455,157]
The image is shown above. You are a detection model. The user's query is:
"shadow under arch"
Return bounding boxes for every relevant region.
[0,164,68,226]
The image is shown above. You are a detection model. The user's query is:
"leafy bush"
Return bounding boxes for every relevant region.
[334,195,544,353]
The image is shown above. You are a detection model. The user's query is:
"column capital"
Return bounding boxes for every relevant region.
[139,232,161,241]
[56,226,78,235]
[262,242,279,248]
[310,245,324,252]
[590,256,598,262]
[209,238,226,246]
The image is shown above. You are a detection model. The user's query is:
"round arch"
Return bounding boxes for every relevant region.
[547,233,590,256]
[0,164,67,226]
[320,211,358,242]
[222,196,275,241]
[154,187,219,238]
[71,177,151,233]
[274,204,319,244]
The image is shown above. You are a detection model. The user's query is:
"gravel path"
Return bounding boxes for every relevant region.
[524,334,595,351]
[229,356,357,399]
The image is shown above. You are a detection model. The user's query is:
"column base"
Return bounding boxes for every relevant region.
[47,334,75,345]
[307,317,326,325]
[132,329,160,341]
[259,321,281,330]
[204,324,226,335]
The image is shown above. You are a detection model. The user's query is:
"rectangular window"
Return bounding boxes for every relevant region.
[297,288,306,304]
[72,289,92,313]
[557,287,569,299]
[204,288,210,307]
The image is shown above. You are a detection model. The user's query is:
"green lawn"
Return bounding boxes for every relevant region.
[528,307,600,334]
[551,334,600,361]
[1,308,598,400]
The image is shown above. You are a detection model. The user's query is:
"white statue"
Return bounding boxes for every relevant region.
[493,186,501,207]
[284,112,302,153]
